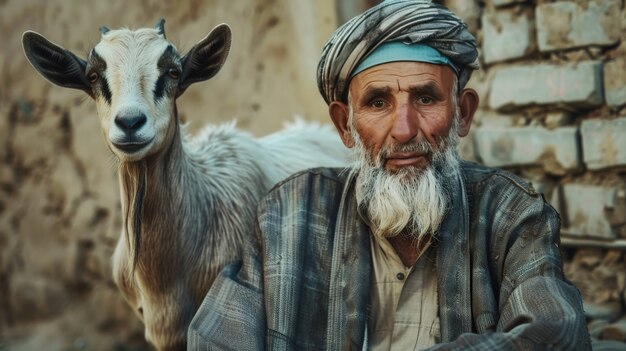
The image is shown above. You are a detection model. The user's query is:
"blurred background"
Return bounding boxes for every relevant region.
[1,0,625,349]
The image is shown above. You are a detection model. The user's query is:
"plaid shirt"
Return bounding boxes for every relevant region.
[189,161,591,350]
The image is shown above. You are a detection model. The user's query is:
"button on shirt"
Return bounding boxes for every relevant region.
[367,232,440,350]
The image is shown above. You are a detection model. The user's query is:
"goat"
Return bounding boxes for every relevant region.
[22,19,348,350]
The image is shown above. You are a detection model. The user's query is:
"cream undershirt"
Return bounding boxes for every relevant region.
[367,232,440,350]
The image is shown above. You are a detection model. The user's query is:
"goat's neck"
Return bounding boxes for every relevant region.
[118,113,189,218]
[118,110,206,287]
[117,107,259,294]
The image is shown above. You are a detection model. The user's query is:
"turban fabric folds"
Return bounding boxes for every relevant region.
[317,0,479,104]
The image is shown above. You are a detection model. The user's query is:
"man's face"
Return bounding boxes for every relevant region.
[328,59,478,238]
[347,61,458,174]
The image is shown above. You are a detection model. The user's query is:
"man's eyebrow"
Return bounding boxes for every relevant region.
[408,82,446,98]
[360,86,392,103]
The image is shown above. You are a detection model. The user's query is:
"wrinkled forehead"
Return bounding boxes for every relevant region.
[92,27,179,67]
[348,61,457,100]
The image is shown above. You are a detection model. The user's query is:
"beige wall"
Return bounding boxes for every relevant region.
[0,1,337,349]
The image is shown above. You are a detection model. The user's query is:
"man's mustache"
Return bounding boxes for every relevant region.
[376,140,435,165]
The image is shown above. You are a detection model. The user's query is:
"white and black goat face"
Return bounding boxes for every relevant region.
[22,19,231,162]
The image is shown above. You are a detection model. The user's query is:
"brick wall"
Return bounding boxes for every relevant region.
[448,0,626,242]
[446,0,626,343]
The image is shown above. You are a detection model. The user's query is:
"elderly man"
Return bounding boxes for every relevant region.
[189,1,591,350]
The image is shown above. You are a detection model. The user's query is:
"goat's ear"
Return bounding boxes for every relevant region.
[178,24,231,96]
[22,31,90,94]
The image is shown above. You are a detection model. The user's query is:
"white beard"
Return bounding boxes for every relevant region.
[350,109,461,242]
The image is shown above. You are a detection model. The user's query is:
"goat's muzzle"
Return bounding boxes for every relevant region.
[113,140,153,153]
[115,113,147,131]
[112,113,153,153]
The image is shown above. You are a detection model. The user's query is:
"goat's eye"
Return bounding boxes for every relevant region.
[167,68,180,79]
[88,71,99,84]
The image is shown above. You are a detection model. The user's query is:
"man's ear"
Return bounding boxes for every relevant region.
[329,101,354,148]
[456,88,479,137]
[178,24,232,97]
[22,31,90,94]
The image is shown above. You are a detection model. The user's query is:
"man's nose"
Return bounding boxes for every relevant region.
[390,103,418,143]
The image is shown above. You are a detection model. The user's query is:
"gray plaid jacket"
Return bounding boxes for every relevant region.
[188,161,591,350]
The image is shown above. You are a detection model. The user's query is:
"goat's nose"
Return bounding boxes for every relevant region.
[115,113,147,131]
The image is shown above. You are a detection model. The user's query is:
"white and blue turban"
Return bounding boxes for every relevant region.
[317,0,479,104]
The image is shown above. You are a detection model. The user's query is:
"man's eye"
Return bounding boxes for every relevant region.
[418,96,434,105]
[371,99,386,108]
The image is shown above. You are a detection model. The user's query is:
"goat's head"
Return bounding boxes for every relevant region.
[22,19,231,162]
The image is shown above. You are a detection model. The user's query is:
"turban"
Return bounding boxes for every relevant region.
[317,0,479,104]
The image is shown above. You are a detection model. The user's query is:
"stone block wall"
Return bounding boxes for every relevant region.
[446,0,626,344]
[446,0,626,243]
